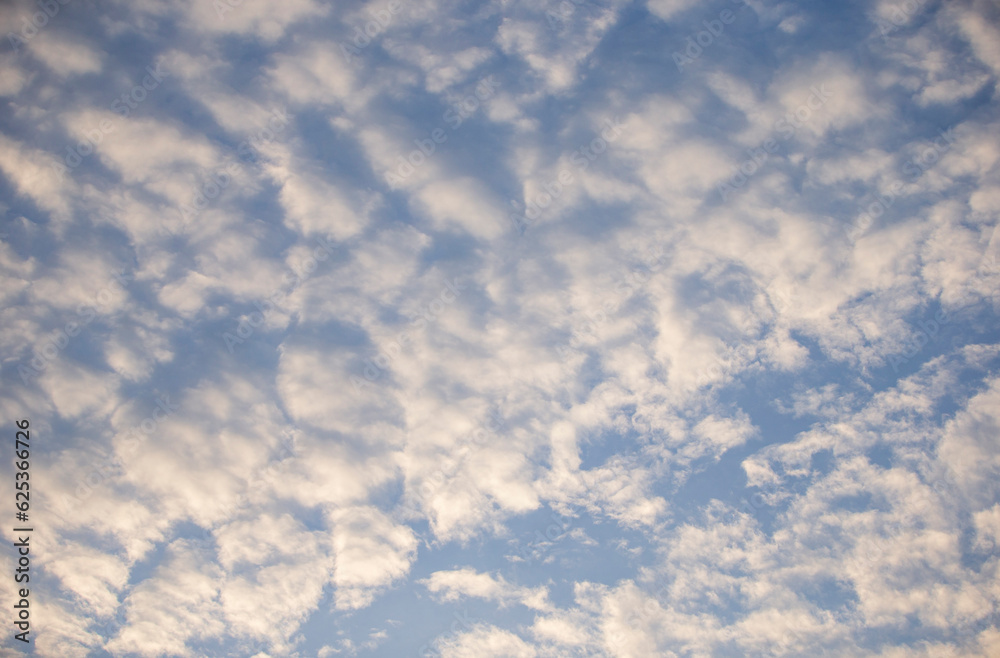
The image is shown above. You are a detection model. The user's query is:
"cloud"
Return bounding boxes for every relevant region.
[949,1,1000,78]
[420,567,551,610]
[2,0,999,654]
[435,624,538,658]
[937,377,1000,508]
[217,513,331,650]
[28,32,102,77]
[182,0,328,42]
[271,159,370,239]
[412,177,508,240]
[0,133,75,225]
[330,506,418,610]
[106,541,226,657]
[646,0,701,22]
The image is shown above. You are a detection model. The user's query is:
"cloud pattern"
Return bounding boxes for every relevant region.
[0,0,999,655]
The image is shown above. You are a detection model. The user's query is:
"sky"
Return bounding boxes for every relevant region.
[0,0,999,655]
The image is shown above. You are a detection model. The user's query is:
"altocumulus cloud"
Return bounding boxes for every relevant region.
[0,0,999,655]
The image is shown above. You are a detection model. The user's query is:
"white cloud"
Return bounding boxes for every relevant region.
[495,3,625,94]
[271,160,370,240]
[38,360,120,420]
[937,377,1000,508]
[28,32,102,76]
[217,513,331,650]
[7,0,1000,655]
[0,133,75,225]
[182,0,328,42]
[44,546,130,618]
[435,624,537,658]
[421,567,551,610]
[106,541,226,657]
[413,177,508,240]
[949,1,1000,79]
[646,0,700,22]
[267,43,360,109]
[0,52,28,96]
[330,506,418,610]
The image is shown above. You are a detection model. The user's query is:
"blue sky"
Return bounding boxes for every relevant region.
[1,0,999,655]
